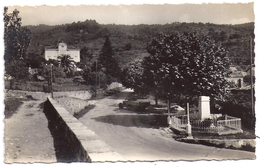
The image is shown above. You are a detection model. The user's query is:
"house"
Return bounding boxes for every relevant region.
[44,42,80,62]
[225,72,244,88]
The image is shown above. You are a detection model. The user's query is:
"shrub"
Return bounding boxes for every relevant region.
[241,143,255,152]
[217,92,255,130]
[4,97,23,118]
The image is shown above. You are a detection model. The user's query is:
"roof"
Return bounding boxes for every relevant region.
[45,48,58,51]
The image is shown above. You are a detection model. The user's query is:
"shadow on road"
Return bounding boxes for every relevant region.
[114,107,168,115]
[92,114,168,128]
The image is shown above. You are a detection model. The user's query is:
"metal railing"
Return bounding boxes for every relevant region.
[170,115,243,135]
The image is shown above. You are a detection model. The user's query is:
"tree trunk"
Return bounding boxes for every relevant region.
[155,95,158,106]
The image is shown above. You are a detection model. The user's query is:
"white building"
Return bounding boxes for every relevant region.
[45,42,80,62]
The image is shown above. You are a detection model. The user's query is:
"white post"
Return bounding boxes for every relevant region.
[186,103,193,139]
[167,99,171,125]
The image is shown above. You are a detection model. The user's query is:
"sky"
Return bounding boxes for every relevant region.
[5,2,254,26]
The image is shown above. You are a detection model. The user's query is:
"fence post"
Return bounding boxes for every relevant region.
[186,103,193,139]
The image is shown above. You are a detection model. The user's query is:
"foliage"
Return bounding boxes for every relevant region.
[4,97,23,119]
[243,75,255,85]
[24,52,45,68]
[5,59,30,80]
[144,32,230,101]
[217,91,255,130]
[37,62,66,83]
[4,7,31,62]
[121,59,146,94]
[82,67,107,88]
[27,21,254,68]
[58,54,76,75]
[78,46,93,68]
[98,36,121,82]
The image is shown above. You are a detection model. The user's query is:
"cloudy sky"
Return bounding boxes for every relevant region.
[6,2,254,26]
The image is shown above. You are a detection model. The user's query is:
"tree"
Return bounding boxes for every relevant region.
[38,62,66,83]
[58,54,75,75]
[121,59,145,94]
[144,32,230,103]
[4,7,31,62]
[98,36,121,82]
[5,59,29,80]
[79,46,93,66]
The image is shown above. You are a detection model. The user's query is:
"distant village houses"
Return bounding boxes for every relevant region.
[44,42,80,62]
[225,66,251,88]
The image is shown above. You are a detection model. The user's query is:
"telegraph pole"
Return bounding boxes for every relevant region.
[50,64,53,98]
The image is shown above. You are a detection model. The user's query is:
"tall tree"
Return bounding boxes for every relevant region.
[98,36,121,82]
[4,7,31,62]
[76,46,93,69]
[144,32,230,102]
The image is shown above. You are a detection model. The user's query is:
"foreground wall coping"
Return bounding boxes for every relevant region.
[46,97,125,162]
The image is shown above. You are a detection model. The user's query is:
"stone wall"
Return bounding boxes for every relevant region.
[44,97,124,162]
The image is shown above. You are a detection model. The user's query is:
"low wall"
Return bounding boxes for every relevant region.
[44,97,124,162]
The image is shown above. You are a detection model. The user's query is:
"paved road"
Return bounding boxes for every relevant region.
[79,89,255,161]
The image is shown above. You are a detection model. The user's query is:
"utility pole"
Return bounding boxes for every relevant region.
[50,64,53,98]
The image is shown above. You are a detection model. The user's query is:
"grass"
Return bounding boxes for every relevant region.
[4,97,23,119]
[73,104,95,119]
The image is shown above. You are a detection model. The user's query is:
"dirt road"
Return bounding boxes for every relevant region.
[4,94,56,163]
[79,89,255,161]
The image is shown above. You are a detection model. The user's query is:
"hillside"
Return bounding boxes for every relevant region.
[26,21,254,69]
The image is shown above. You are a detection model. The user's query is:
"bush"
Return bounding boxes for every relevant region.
[218,92,255,130]
[4,97,23,118]
[55,77,67,84]
[43,85,51,92]
[240,143,255,152]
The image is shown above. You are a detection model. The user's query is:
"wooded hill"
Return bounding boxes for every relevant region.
[26,20,254,69]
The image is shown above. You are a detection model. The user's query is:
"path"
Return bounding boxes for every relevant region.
[79,89,256,161]
[4,98,57,163]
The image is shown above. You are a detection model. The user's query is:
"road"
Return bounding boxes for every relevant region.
[79,89,255,161]
[5,100,57,163]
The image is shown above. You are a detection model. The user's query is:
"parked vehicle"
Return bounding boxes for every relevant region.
[119,98,150,111]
